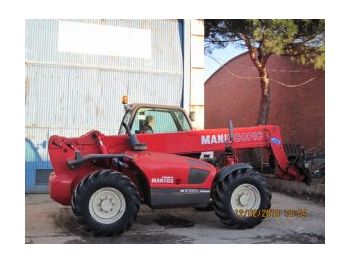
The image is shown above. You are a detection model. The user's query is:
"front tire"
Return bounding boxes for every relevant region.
[213,169,271,229]
[72,170,140,236]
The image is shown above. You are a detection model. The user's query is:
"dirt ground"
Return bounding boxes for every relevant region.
[25,192,325,244]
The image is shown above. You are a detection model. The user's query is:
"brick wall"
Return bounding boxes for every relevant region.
[205,53,325,149]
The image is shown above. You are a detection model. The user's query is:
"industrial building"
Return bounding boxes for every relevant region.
[25,19,205,193]
[205,52,325,152]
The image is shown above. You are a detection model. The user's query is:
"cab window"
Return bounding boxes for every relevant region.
[130,108,191,134]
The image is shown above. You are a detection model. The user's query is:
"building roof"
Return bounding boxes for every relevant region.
[205,51,249,84]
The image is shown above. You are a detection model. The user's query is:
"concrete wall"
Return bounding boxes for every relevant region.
[183,19,205,129]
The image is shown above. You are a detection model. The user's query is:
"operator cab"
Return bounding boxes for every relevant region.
[118,104,192,135]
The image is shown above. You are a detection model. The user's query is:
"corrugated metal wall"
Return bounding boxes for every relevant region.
[25,19,184,193]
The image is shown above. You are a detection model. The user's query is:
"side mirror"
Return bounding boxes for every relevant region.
[189,111,196,122]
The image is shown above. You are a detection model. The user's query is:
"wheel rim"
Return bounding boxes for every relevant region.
[88,187,126,224]
[230,183,261,212]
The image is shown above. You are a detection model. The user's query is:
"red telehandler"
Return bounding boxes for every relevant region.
[48,103,311,235]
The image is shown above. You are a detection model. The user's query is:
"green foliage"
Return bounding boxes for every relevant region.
[205,19,325,70]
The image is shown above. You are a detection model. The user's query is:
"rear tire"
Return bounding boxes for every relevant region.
[213,169,271,229]
[72,170,140,236]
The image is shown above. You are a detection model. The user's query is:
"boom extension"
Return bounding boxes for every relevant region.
[49,124,309,183]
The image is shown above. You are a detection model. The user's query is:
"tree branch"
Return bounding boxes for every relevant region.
[205,39,240,43]
[242,34,263,70]
[294,35,318,45]
[261,53,271,68]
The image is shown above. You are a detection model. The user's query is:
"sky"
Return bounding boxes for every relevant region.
[204,44,247,81]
